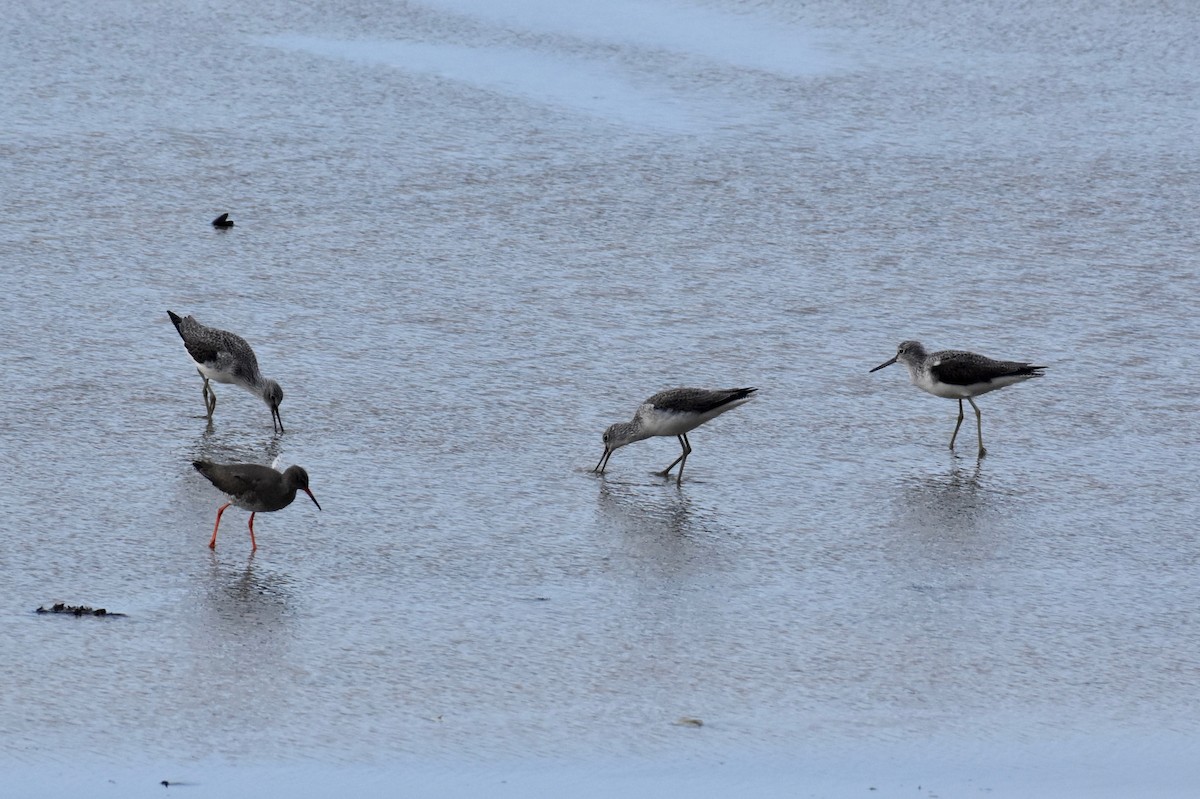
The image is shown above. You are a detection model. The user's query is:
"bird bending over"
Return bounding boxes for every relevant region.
[193,460,320,550]
[870,340,1046,457]
[594,387,757,485]
[168,310,285,432]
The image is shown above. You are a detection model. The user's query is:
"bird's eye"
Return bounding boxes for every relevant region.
[603,433,609,443]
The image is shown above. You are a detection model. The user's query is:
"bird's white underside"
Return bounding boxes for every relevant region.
[636,397,753,437]
[196,361,239,385]
[911,366,1031,399]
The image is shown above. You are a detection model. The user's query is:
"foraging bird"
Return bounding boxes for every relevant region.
[594,387,757,485]
[212,212,234,228]
[870,340,1046,457]
[167,310,285,432]
[192,460,320,550]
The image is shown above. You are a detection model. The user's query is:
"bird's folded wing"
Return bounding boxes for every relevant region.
[930,353,1023,386]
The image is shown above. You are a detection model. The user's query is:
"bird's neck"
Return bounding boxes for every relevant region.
[618,419,650,445]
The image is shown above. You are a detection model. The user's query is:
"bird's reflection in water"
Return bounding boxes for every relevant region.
[194,425,283,468]
[596,481,730,579]
[181,553,295,721]
[886,458,1025,605]
[203,550,294,629]
[897,453,988,527]
[894,458,1010,544]
[598,481,694,536]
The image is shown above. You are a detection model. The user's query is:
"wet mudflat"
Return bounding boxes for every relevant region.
[2,0,1199,795]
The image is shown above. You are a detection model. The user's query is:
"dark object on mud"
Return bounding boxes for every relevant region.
[36,603,127,617]
[212,212,234,228]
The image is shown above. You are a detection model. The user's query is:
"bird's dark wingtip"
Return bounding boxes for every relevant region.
[167,310,182,328]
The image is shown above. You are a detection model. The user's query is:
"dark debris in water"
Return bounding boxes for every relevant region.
[36,603,127,618]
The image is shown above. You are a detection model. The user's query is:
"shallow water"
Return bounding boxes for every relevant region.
[2,0,1199,794]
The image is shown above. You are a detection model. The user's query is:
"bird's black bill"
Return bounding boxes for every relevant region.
[272,405,285,434]
[594,448,612,474]
[869,356,898,373]
[303,488,321,511]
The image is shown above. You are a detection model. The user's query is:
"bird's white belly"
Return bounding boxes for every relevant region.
[913,371,1024,399]
[914,372,972,398]
[638,406,716,437]
[197,362,238,385]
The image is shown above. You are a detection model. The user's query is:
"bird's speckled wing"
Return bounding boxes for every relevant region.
[646,387,757,415]
[172,314,261,381]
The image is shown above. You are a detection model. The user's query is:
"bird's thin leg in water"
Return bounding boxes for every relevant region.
[209,503,231,549]
[248,512,257,551]
[198,371,216,419]
[969,397,987,458]
[674,433,693,486]
[657,435,688,477]
[949,399,965,450]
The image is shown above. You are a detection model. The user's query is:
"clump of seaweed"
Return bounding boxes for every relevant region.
[36,603,126,617]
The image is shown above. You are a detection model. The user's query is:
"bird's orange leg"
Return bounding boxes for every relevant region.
[248,512,257,551]
[209,503,231,549]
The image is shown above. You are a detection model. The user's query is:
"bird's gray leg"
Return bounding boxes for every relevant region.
[198,370,216,419]
[968,397,986,457]
[949,399,965,450]
[656,435,688,478]
[675,433,693,486]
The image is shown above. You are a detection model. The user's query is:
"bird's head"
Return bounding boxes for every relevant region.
[263,380,285,433]
[602,422,639,453]
[871,340,927,372]
[284,465,321,510]
[593,421,639,474]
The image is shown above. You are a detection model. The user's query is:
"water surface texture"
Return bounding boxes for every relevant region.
[2,0,1199,795]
